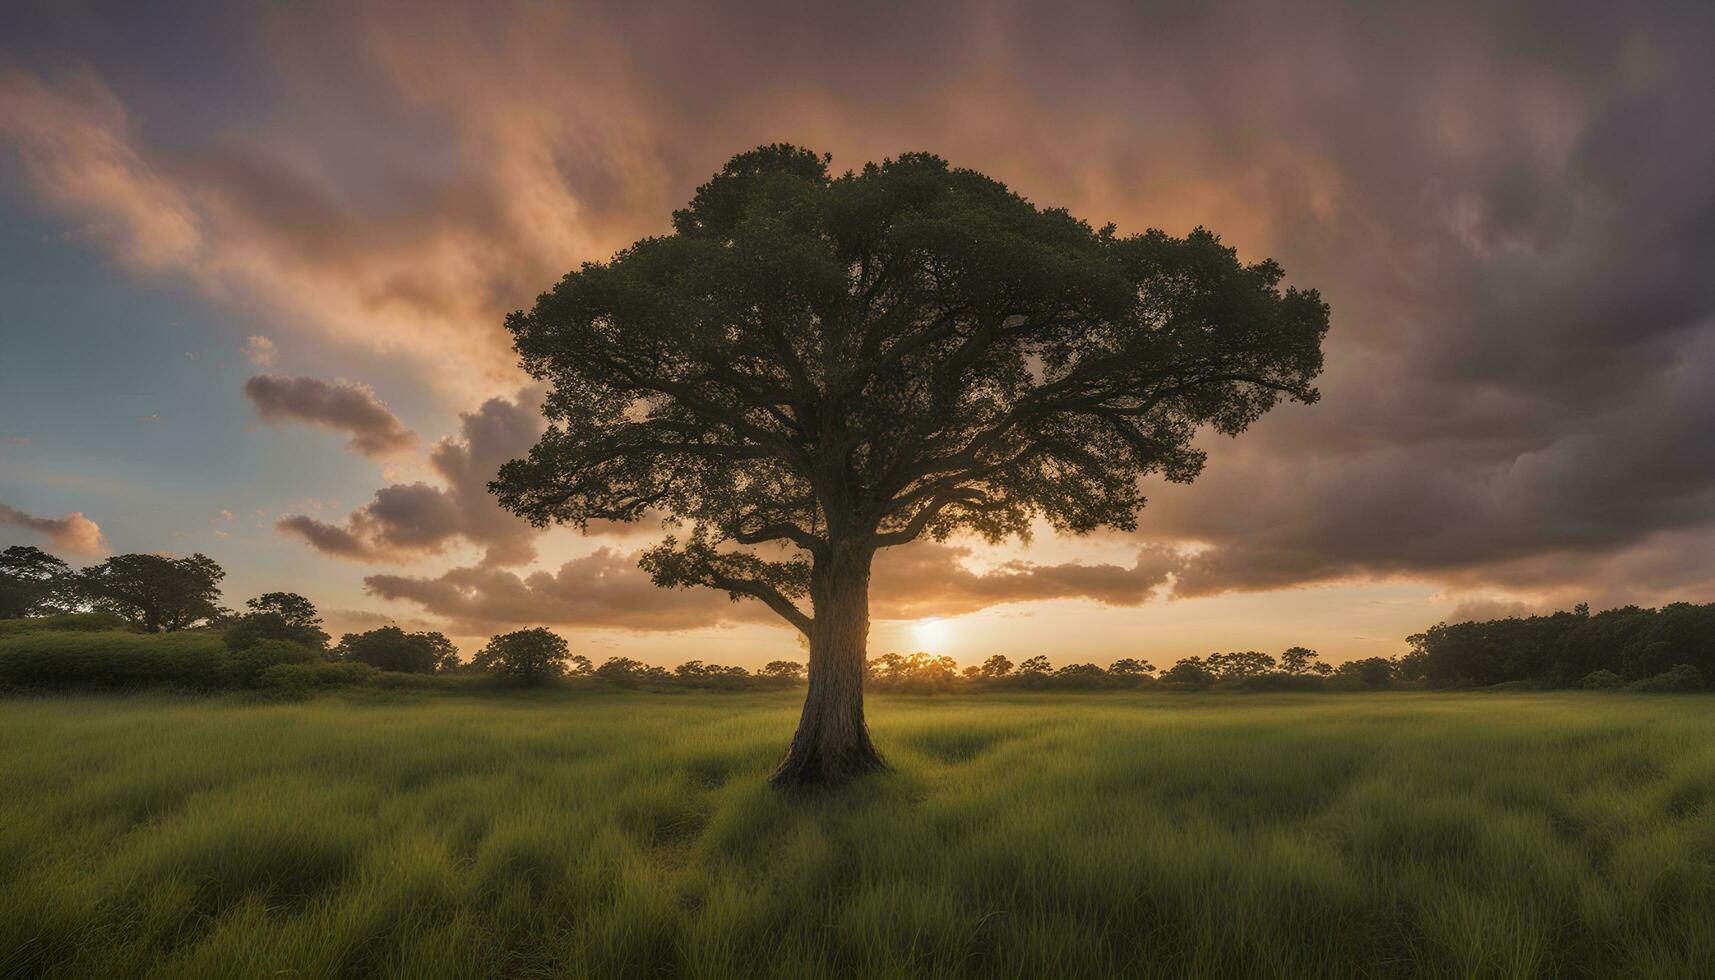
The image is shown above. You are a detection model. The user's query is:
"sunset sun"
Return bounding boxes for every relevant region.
[913,618,955,653]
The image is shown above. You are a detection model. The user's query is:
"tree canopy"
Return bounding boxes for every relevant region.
[492,145,1329,784]
[0,545,73,618]
[75,552,225,632]
[472,627,572,686]
[335,626,457,673]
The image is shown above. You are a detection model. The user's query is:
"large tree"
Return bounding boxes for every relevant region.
[472,627,573,687]
[493,146,1329,785]
[75,552,225,632]
[0,545,74,618]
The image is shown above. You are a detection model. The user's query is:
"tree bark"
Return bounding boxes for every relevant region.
[769,545,886,787]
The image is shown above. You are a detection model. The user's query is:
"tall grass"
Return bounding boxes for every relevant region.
[2,690,1712,977]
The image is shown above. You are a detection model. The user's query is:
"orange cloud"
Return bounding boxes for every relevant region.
[0,503,108,556]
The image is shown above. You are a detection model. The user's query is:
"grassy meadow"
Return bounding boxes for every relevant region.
[3,689,1713,978]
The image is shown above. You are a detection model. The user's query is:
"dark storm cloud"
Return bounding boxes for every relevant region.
[4,0,1715,609]
[244,374,417,458]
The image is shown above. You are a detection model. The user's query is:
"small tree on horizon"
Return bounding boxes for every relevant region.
[760,660,806,681]
[76,553,225,632]
[473,628,572,686]
[335,626,455,673]
[492,145,1328,785]
[1280,646,1331,675]
[1109,657,1155,676]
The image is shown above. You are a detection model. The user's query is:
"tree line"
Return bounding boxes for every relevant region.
[4,544,1709,695]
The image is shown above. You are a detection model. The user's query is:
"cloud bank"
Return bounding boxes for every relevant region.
[244,374,418,458]
[3,0,1713,616]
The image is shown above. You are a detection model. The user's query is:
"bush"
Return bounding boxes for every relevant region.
[224,612,328,653]
[1578,669,1625,689]
[225,639,319,687]
[1626,664,1705,693]
[1229,671,1327,691]
[0,612,133,637]
[256,661,377,698]
[0,630,229,689]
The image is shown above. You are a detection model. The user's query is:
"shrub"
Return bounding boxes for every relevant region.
[0,630,229,689]
[0,612,133,636]
[257,661,377,698]
[1230,671,1327,691]
[225,639,319,687]
[1626,664,1705,693]
[224,612,328,653]
[1578,669,1625,689]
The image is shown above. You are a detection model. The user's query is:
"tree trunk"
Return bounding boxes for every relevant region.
[770,546,885,787]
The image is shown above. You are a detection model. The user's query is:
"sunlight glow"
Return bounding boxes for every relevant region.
[913,617,954,653]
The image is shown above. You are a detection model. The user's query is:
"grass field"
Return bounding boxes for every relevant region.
[3,690,1713,978]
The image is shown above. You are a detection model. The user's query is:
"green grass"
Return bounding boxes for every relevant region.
[2,690,1713,978]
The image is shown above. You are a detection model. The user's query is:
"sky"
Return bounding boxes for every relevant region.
[2,0,1713,668]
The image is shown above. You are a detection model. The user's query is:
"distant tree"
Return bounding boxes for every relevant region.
[1018,655,1053,675]
[568,653,594,676]
[675,659,710,677]
[978,654,1015,678]
[246,593,320,629]
[1206,650,1276,679]
[594,656,647,685]
[334,626,451,673]
[1279,646,1329,675]
[0,545,74,618]
[867,652,907,679]
[1053,663,1108,684]
[1163,657,1216,688]
[75,553,225,632]
[760,660,806,681]
[427,633,460,671]
[473,628,572,686]
[1108,657,1155,676]
[225,592,330,652]
[1335,657,1395,687]
[491,145,1330,785]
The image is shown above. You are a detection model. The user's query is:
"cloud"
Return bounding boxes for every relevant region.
[276,387,544,565]
[362,539,1186,633]
[242,335,277,367]
[5,1,1715,610]
[870,543,1183,619]
[244,374,418,458]
[0,503,108,555]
